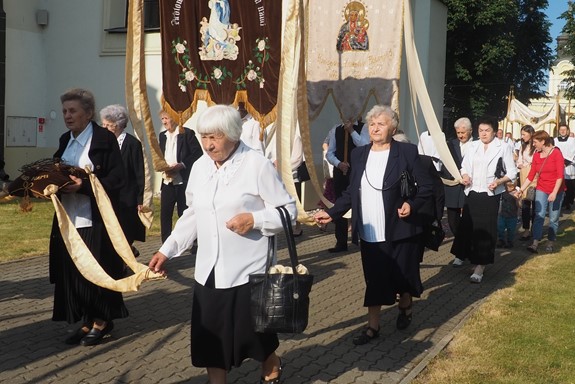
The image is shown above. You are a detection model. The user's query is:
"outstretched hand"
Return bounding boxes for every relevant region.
[149,252,169,276]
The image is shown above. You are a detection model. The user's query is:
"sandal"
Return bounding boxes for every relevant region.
[353,326,380,345]
[469,273,483,284]
[527,244,538,254]
[396,302,413,330]
[260,357,283,384]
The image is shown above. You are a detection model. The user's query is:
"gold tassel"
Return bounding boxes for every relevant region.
[19,195,33,212]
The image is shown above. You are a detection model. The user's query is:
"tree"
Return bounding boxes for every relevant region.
[443,0,553,130]
[559,1,575,100]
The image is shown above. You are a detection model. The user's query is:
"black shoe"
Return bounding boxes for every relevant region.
[80,321,114,346]
[396,300,413,330]
[64,327,90,345]
[353,326,380,345]
[328,245,347,253]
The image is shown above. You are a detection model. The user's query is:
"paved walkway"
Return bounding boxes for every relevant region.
[0,223,536,383]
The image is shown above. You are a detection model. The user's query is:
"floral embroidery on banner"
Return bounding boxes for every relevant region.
[172,37,270,92]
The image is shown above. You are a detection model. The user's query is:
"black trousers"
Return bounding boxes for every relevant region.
[521,199,535,230]
[446,207,462,236]
[564,179,575,208]
[161,182,187,242]
[332,169,350,247]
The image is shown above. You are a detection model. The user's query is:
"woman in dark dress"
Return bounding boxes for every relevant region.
[50,88,128,346]
[314,105,433,345]
[149,105,295,384]
[100,104,146,250]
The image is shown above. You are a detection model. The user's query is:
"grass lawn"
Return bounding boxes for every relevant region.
[413,217,575,384]
[0,196,162,263]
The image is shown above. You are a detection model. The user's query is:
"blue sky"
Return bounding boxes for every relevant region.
[547,1,569,50]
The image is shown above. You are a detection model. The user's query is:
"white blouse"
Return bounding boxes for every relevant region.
[60,123,94,228]
[159,142,297,288]
[360,149,388,242]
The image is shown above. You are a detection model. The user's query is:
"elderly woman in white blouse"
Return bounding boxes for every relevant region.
[149,105,296,384]
[450,117,517,283]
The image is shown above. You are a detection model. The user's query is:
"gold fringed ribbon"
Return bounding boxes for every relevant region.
[125,0,162,228]
[44,174,165,293]
[403,0,461,186]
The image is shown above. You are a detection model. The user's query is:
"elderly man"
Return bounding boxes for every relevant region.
[325,118,366,252]
[555,123,575,211]
[441,117,474,266]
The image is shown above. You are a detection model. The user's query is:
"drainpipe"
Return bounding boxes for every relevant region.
[0,0,5,177]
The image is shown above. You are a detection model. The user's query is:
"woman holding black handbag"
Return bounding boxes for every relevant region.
[314,105,433,344]
[149,105,296,384]
[450,117,517,283]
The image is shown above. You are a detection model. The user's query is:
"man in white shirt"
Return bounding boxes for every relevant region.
[417,130,442,171]
[238,102,266,155]
[325,118,365,252]
[555,123,575,210]
[159,110,203,242]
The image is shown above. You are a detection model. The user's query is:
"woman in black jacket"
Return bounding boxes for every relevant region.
[50,88,128,346]
[314,105,433,345]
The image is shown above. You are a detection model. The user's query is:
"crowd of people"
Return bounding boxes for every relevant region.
[39,88,573,383]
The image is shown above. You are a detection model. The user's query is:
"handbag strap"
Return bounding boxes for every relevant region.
[276,206,300,270]
[534,148,553,178]
[263,206,301,273]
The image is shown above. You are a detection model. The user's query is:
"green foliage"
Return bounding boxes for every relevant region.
[559,1,575,99]
[444,0,553,124]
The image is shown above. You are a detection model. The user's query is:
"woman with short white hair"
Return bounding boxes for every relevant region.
[100,104,146,249]
[149,104,296,384]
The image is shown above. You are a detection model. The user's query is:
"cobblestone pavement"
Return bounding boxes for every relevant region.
[0,223,535,383]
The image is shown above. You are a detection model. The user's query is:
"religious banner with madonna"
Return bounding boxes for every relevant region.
[306,0,404,121]
[159,0,282,127]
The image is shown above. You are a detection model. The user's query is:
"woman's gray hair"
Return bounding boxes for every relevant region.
[454,117,472,132]
[100,104,129,130]
[196,105,243,142]
[365,105,399,130]
[60,88,96,119]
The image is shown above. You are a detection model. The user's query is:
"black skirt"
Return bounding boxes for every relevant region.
[451,191,500,265]
[51,224,129,324]
[359,237,423,307]
[191,272,279,370]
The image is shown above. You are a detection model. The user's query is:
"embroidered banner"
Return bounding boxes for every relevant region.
[306,0,404,121]
[160,0,281,126]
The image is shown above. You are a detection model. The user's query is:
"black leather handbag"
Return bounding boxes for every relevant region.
[423,220,445,251]
[249,206,314,334]
[400,170,418,199]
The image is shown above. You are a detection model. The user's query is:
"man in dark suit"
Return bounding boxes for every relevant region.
[441,117,473,266]
[159,110,203,242]
[325,118,366,252]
